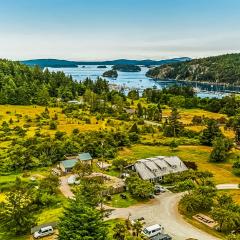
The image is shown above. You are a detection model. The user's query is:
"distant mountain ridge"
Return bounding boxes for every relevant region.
[21,57,191,68]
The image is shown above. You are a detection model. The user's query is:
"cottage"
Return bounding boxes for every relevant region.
[59,159,78,173]
[79,152,93,165]
[129,156,187,182]
[60,152,93,173]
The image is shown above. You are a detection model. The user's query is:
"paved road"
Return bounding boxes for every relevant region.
[59,178,238,240]
[108,192,219,240]
[216,183,239,190]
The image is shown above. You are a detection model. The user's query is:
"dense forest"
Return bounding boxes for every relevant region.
[0,59,88,105]
[146,53,240,85]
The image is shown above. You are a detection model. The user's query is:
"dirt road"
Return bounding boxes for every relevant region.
[59,176,74,198]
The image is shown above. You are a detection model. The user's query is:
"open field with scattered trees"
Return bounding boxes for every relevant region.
[0,59,240,240]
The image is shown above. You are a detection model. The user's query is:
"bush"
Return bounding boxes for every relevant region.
[126,174,154,199]
[175,180,196,192]
[49,120,57,130]
[38,192,59,206]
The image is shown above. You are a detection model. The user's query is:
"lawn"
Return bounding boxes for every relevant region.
[105,192,148,208]
[37,207,63,224]
[118,144,240,184]
[0,167,51,190]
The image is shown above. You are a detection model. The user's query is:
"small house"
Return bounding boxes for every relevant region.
[79,152,93,165]
[59,152,93,174]
[59,159,78,173]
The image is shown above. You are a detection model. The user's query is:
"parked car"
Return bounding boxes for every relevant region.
[151,233,172,240]
[154,185,166,194]
[67,175,80,185]
[142,224,164,238]
[33,226,54,239]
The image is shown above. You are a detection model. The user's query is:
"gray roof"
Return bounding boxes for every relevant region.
[134,156,187,180]
[79,152,92,161]
[61,159,78,169]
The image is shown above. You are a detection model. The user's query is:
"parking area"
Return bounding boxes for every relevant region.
[108,192,219,240]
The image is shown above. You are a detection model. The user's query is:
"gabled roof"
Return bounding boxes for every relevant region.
[133,156,187,180]
[79,152,92,161]
[61,159,78,169]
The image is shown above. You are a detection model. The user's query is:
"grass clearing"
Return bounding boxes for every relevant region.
[163,108,227,125]
[105,192,148,208]
[119,144,240,184]
[37,207,63,225]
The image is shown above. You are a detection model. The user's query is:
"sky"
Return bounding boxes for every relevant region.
[0,0,240,61]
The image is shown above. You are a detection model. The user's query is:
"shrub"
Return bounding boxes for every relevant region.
[49,120,57,130]
[175,180,196,192]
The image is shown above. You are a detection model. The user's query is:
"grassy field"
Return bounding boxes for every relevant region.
[0,105,107,136]
[118,144,240,184]
[37,207,63,224]
[218,189,240,204]
[105,192,148,208]
[163,108,227,124]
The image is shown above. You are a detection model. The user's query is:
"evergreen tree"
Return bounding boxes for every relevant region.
[200,119,222,146]
[137,103,143,118]
[58,195,108,240]
[163,107,183,137]
[209,137,232,162]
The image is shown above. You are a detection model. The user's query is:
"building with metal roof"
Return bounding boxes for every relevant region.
[59,152,93,173]
[79,152,92,161]
[130,156,187,181]
[59,159,78,173]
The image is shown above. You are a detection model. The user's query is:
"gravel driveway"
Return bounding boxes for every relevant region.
[59,176,74,198]
[108,192,220,240]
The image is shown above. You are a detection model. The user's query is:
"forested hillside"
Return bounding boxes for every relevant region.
[0,59,80,105]
[146,53,240,84]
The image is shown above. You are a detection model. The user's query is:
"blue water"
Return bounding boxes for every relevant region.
[48,65,230,99]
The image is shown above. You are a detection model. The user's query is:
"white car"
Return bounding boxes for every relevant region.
[67,175,80,185]
[33,226,54,239]
[142,224,164,238]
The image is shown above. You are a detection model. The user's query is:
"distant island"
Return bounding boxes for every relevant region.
[22,59,79,68]
[102,69,118,78]
[146,53,240,85]
[112,64,141,72]
[21,57,191,69]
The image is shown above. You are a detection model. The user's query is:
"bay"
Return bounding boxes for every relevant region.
[48,65,234,99]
